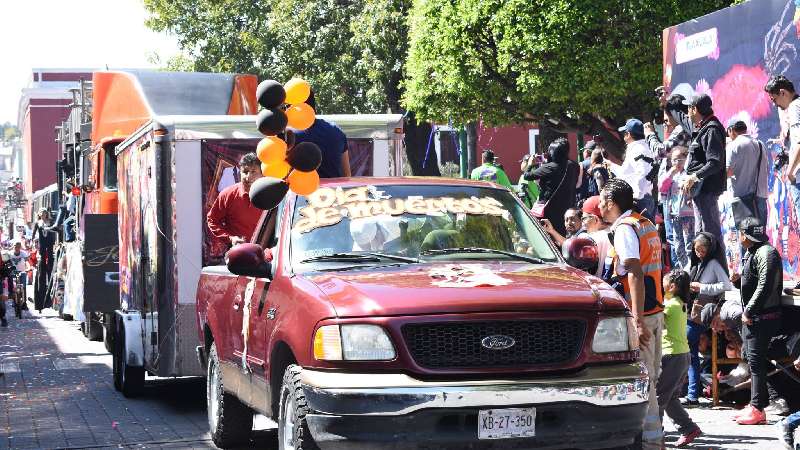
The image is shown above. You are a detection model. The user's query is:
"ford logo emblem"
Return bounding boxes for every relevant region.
[481,335,516,350]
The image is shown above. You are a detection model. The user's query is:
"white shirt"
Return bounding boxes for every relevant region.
[726,134,768,198]
[787,97,800,178]
[589,229,611,278]
[608,139,654,199]
[611,210,640,276]
[10,250,28,273]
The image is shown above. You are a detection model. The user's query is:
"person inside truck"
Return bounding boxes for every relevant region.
[293,90,352,178]
[207,153,264,247]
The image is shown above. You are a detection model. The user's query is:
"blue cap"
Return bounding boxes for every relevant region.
[617,118,644,136]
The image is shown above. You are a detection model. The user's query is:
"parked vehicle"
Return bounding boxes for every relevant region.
[110,111,403,397]
[196,177,648,449]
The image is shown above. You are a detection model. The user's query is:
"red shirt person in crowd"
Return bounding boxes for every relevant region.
[207,153,264,246]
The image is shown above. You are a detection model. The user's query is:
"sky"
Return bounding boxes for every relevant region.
[0,0,181,125]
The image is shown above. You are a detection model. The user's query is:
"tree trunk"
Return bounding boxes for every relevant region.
[403,112,440,176]
[465,122,478,174]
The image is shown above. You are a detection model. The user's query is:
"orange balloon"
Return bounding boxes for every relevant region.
[284,78,311,104]
[256,136,287,164]
[261,160,291,179]
[287,169,320,196]
[286,103,316,130]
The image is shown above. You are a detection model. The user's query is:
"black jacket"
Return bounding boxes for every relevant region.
[686,115,726,195]
[736,242,783,317]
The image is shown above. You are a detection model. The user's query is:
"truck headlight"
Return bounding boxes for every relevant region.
[313,324,396,361]
[592,317,630,353]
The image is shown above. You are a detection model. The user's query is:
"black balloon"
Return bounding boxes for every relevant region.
[256,108,288,136]
[249,177,289,210]
[287,142,322,172]
[256,80,286,109]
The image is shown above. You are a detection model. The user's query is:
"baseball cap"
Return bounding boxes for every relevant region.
[740,217,767,243]
[581,196,602,218]
[582,140,597,151]
[726,117,747,130]
[617,119,644,136]
[682,93,713,112]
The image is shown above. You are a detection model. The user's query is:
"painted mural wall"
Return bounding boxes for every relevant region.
[663,0,800,277]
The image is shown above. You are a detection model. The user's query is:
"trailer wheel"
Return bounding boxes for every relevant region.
[115,327,144,397]
[86,313,103,341]
[207,344,253,448]
[278,364,319,450]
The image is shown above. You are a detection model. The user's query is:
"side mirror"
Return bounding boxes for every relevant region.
[226,243,271,278]
[564,237,599,274]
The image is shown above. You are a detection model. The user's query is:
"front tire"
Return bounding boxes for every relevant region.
[207,344,253,448]
[278,365,319,450]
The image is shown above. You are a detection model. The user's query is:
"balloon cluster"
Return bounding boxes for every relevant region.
[250,78,322,211]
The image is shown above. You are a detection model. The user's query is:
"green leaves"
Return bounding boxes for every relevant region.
[144,0,408,114]
[403,0,735,129]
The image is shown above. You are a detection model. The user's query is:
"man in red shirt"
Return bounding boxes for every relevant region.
[207,153,264,246]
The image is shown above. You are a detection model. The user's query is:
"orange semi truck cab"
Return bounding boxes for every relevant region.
[54,71,257,343]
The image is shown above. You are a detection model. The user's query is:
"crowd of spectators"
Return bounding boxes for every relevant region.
[472,75,800,448]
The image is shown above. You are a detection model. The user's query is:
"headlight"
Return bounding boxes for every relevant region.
[592,317,630,353]
[313,324,396,361]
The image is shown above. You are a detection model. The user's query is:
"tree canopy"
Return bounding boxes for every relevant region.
[403,0,734,136]
[144,0,406,115]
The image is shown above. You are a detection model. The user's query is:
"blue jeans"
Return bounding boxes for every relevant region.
[662,203,675,267]
[789,182,800,227]
[686,320,705,401]
[667,215,695,270]
[785,410,800,430]
[755,196,768,225]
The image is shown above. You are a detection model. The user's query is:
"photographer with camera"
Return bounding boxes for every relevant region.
[607,119,658,222]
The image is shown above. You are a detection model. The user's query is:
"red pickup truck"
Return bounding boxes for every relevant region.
[196,177,648,450]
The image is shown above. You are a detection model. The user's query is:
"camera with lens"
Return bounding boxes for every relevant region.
[775,148,790,171]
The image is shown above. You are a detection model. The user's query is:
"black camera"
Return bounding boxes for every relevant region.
[775,149,790,171]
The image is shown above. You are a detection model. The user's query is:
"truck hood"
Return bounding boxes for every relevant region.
[304,262,624,318]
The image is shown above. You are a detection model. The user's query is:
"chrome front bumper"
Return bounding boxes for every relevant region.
[300,362,649,416]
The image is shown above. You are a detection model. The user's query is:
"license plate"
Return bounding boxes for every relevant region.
[478,407,536,440]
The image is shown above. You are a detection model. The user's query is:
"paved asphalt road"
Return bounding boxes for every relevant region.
[0,300,793,449]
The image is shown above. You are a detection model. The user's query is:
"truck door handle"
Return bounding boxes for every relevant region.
[233,300,241,311]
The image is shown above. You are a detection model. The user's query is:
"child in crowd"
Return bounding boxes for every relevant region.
[657,269,702,447]
[658,147,695,270]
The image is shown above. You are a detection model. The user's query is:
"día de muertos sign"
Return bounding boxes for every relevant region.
[293,186,508,233]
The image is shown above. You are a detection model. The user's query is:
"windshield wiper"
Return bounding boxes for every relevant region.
[300,253,382,264]
[421,247,546,264]
[363,252,421,263]
[300,252,420,264]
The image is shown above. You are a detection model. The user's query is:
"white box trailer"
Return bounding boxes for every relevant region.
[111,114,404,395]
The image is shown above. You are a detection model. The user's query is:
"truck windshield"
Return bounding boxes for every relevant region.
[290,184,557,270]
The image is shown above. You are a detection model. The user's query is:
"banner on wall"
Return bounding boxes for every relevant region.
[663,0,800,277]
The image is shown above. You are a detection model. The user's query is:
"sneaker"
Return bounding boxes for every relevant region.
[675,428,702,447]
[681,397,699,406]
[736,404,767,425]
[766,398,791,416]
[776,419,795,450]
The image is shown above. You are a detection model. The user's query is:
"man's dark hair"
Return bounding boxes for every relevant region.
[306,89,316,110]
[765,75,795,95]
[565,208,583,218]
[239,152,260,167]
[600,178,634,213]
[664,93,688,116]
[730,121,747,133]
[548,138,570,164]
[482,149,495,163]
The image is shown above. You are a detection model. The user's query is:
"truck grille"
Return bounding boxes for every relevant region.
[402,320,586,369]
